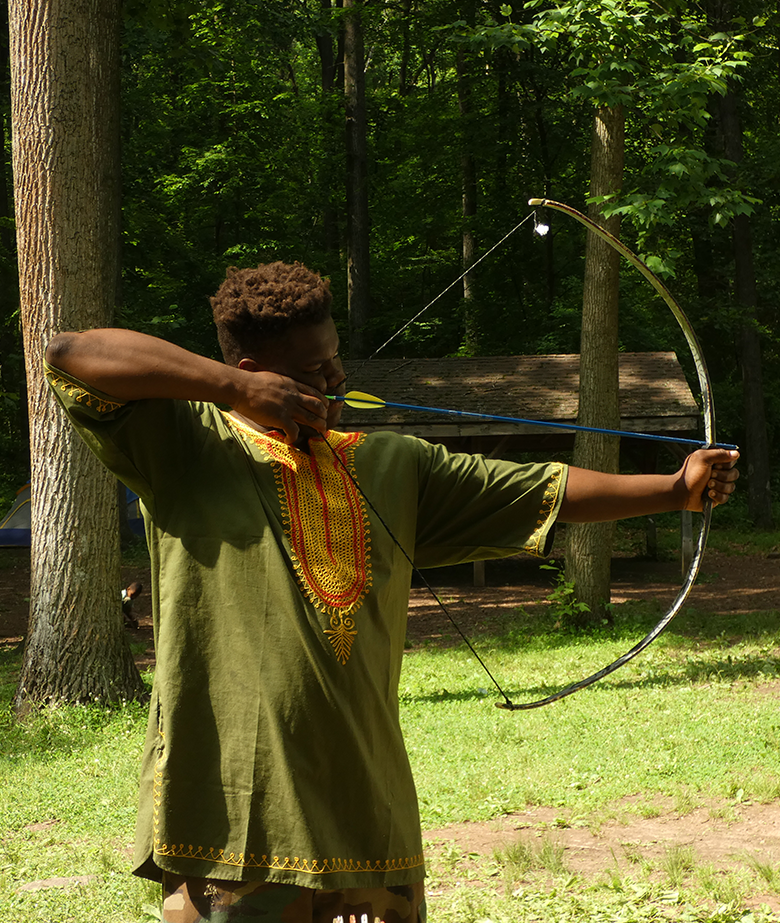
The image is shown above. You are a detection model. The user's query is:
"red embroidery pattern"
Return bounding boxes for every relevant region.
[225,417,371,664]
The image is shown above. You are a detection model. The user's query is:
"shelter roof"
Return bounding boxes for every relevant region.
[340,352,700,441]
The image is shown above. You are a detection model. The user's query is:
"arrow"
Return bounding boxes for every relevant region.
[327,390,738,450]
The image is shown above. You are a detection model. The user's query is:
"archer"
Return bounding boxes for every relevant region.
[45,261,737,923]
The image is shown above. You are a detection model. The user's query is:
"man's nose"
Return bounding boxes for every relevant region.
[324,360,346,392]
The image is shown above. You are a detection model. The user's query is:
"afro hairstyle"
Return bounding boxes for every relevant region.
[211,262,333,366]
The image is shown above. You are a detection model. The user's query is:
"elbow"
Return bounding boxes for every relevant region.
[45,332,80,369]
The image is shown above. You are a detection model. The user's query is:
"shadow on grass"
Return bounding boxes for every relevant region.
[401,605,780,706]
[413,600,780,657]
[0,644,151,762]
[401,643,780,709]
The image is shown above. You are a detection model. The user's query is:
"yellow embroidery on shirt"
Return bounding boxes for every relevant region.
[151,733,423,876]
[153,839,425,876]
[224,417,371,664]
[324,612,358,664]
[45,369,125,413]
[524,462,565,557]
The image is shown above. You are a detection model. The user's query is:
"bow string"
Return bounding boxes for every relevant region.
[329,198,721,710]
[493,198,719,709]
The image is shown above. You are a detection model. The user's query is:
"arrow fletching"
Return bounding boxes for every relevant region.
[337,390,387,410]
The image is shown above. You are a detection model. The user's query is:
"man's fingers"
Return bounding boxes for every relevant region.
[681,448,740,512]
[704,451,740,506]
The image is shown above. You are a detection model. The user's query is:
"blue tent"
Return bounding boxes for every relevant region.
[0,483,144,547]
[0,483,31,547]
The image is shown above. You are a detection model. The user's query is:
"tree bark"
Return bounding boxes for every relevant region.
[1,0,27,463]
[314,0,342,261]
[344,0,371,358]
[718,88,773,529]
[565,105,624,625]
[9,0,145,706]
[457,7,479,353]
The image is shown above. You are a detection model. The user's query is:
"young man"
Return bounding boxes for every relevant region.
[46,262,738,923]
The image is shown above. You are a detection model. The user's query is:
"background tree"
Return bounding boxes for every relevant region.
[717,82,772,528]
[0,0,25,506]
[344,0,371,356]
[9,0,145,706]
[566,104,624,623]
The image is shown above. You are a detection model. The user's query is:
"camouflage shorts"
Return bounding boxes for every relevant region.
[161,873,427,923]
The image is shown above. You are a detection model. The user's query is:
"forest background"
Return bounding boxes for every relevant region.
[0,0,778,514]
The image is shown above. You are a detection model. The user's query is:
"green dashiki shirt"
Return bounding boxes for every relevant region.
[46,362,568,890]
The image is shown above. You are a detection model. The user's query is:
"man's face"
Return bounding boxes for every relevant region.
[256,317,346,433]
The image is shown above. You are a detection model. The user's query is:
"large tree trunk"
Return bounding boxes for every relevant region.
[565,105,624,625]
[718,88,773,529]
[344,0,371,359]
[314,0,342,261]
[457,42,479,353]
[9,0,145,707]
[1,0,27,472]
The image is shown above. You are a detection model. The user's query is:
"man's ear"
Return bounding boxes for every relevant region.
[238,357,261,372]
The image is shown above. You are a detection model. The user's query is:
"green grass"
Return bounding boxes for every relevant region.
[613,506,780,558]
[0,683,158,922]
[3,594,780,921]
[403,600,780,827]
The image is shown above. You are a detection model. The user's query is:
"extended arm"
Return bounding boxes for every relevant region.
[46,329,329,442]
[559,448,740,522]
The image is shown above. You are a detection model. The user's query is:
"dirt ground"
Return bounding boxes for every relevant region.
[3,545,780,903]
[423,800,780,909]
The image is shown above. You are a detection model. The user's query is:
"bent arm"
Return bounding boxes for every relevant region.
[46,329,328,442]
[559,448,740,522]
[47,329,243,404]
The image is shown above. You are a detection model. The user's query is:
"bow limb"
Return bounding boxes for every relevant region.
[500,199,717,710]
[498,509,711,710]
[529,198,716,447]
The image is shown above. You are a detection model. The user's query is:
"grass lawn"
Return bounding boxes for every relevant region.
[2,553,780,922]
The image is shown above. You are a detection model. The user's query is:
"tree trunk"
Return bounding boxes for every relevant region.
[457,10,479,353]
[344,0,371,358]
[9,0,145,706]
[565,105,624,625]
[1,0,27,466]
[314,0,342,261]
[718,88,773,529]
[398,0,413,96]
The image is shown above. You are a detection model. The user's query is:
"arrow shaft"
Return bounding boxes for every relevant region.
[328,395,736,450]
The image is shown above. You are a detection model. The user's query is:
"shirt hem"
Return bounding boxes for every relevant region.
[133,850,427,890]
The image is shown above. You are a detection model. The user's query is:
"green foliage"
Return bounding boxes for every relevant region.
[540,559,593,626]
[121,0,344,354]
[4,0,779,496]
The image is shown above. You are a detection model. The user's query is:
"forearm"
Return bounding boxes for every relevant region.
[45,329,243,405]
[46,328,332,442]
[559,466,687,522]
[559,446,740,520]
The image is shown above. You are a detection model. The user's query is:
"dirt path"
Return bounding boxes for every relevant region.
[425,800,780,910]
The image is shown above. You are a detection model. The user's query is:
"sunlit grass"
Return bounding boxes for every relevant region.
[401,598,780,828]
[3,590,780,921]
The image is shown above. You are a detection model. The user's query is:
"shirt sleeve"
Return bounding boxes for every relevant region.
[411,439,567,568]
[44,361,212,520]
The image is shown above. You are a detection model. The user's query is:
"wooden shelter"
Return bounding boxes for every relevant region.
[341,352,701,458]
[340,352,702,583]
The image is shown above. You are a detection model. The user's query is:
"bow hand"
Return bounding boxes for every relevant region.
[679,448,740,511]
